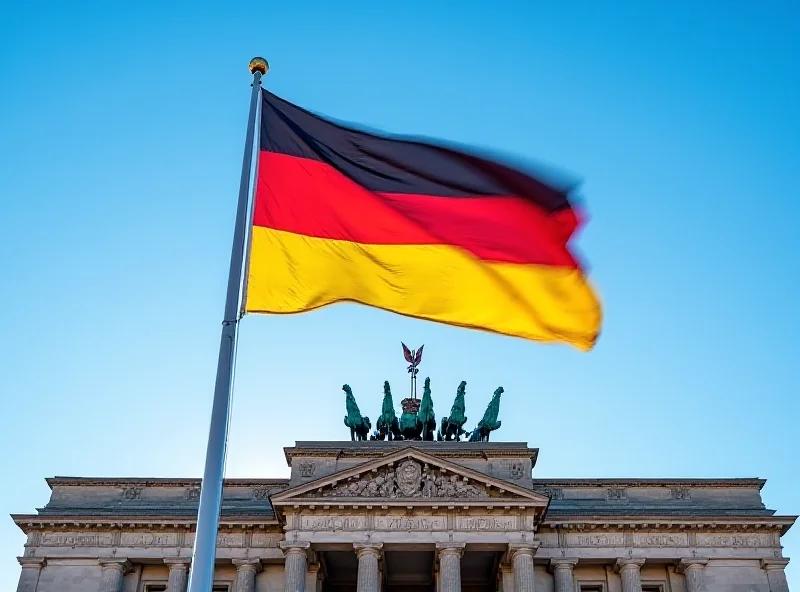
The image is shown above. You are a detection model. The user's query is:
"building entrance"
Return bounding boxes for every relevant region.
[319,549,501,592]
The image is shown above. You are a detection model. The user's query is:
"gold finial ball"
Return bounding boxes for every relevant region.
[249,57,269,75]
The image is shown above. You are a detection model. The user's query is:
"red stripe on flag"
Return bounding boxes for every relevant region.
[253,151,581,267]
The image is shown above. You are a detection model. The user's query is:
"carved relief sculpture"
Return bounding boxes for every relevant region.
[321,460,485,499]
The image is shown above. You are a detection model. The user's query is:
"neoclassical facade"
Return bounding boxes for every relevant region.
[12,441,795,592]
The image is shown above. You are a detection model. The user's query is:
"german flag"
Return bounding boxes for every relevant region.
[244,91,602,350]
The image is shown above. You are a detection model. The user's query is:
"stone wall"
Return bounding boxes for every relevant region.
[19,555,791,591]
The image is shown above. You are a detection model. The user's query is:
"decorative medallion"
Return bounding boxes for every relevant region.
[185,487,201,500]
[396,460,423,496]
[253,487,271,500]
[299,461,316,478]
[122,487,143,500]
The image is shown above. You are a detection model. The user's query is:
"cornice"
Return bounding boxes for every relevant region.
[531,478,767,489]
[539,515,796,535]
[281,499,541,509]
[11,515,280,534]
[45,477,765,490]
[284,442,538,465]
[46,477,290,490]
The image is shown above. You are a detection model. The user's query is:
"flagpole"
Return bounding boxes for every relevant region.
[187,57,267,592]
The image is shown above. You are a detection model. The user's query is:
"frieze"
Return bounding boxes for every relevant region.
[322,460,484,499]
[121,533,180,547]
[536,533,559,548]
[374,516,447,531]
[456,516,517,531]
[40,533,114,547]
[185,533,245,547]
[633,533,689,547]
[569,533,626,547]
[300,516,367,531]
[696,533,775,548]
[251,533,282,547]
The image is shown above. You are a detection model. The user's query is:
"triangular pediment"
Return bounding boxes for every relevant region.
[271,447,549,508]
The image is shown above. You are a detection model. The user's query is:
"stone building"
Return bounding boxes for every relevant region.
[11,441,795,592]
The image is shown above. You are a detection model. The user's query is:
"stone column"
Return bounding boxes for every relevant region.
[16,557,45,592]
[550,558,578,592]
[164,558,190,592]
[509,544,539,592]
[677,558,708,592]
[354,544,383,592]
[499,564,514,592]
[281,542,311,592]
[233,559,262,592]
[98,558,132,592]
[761,558,790,592]
[436,543,465,592]
[615,558,645,592]
[308,562,323,592]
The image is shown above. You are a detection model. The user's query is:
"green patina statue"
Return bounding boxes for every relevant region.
[418,377,436,441]
[341,346,505,442]
[376,381,401,441]
[342,384,371,441]
[399,397,423,440]
[438,380,468,441]
[468,386,503,442]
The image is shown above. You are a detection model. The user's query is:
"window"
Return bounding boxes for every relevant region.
[213,586,230,592]
[642,586,664,592]
[580,586,603,592]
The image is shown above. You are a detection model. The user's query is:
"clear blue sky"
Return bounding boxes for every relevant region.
[1,0,798,588]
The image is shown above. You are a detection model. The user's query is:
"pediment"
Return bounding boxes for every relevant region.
[270,447,549,508]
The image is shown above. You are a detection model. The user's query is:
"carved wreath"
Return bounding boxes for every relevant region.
[396,460,422,496]
[322,461,485,499]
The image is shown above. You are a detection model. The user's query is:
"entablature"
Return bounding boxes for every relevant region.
[539,515,796,536]
[11,515,280,535]
[271,448,549,527]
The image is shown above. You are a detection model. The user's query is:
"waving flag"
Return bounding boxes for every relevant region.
[244,91,602,350]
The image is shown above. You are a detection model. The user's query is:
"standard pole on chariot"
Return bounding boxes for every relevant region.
[401,342,424,400]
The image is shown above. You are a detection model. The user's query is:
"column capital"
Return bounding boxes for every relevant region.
[354,543,383,559]
[761,558,790,571]
[550,558,579,571]
[436,542,466,557]
[233,558,263,572]
[677,558,708,573]
[98,558,132,573]
[17,557,45,568]
[164,558,191,567]
[615,557,645,572]
[280,541,312,556]
[509,542,541,559]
